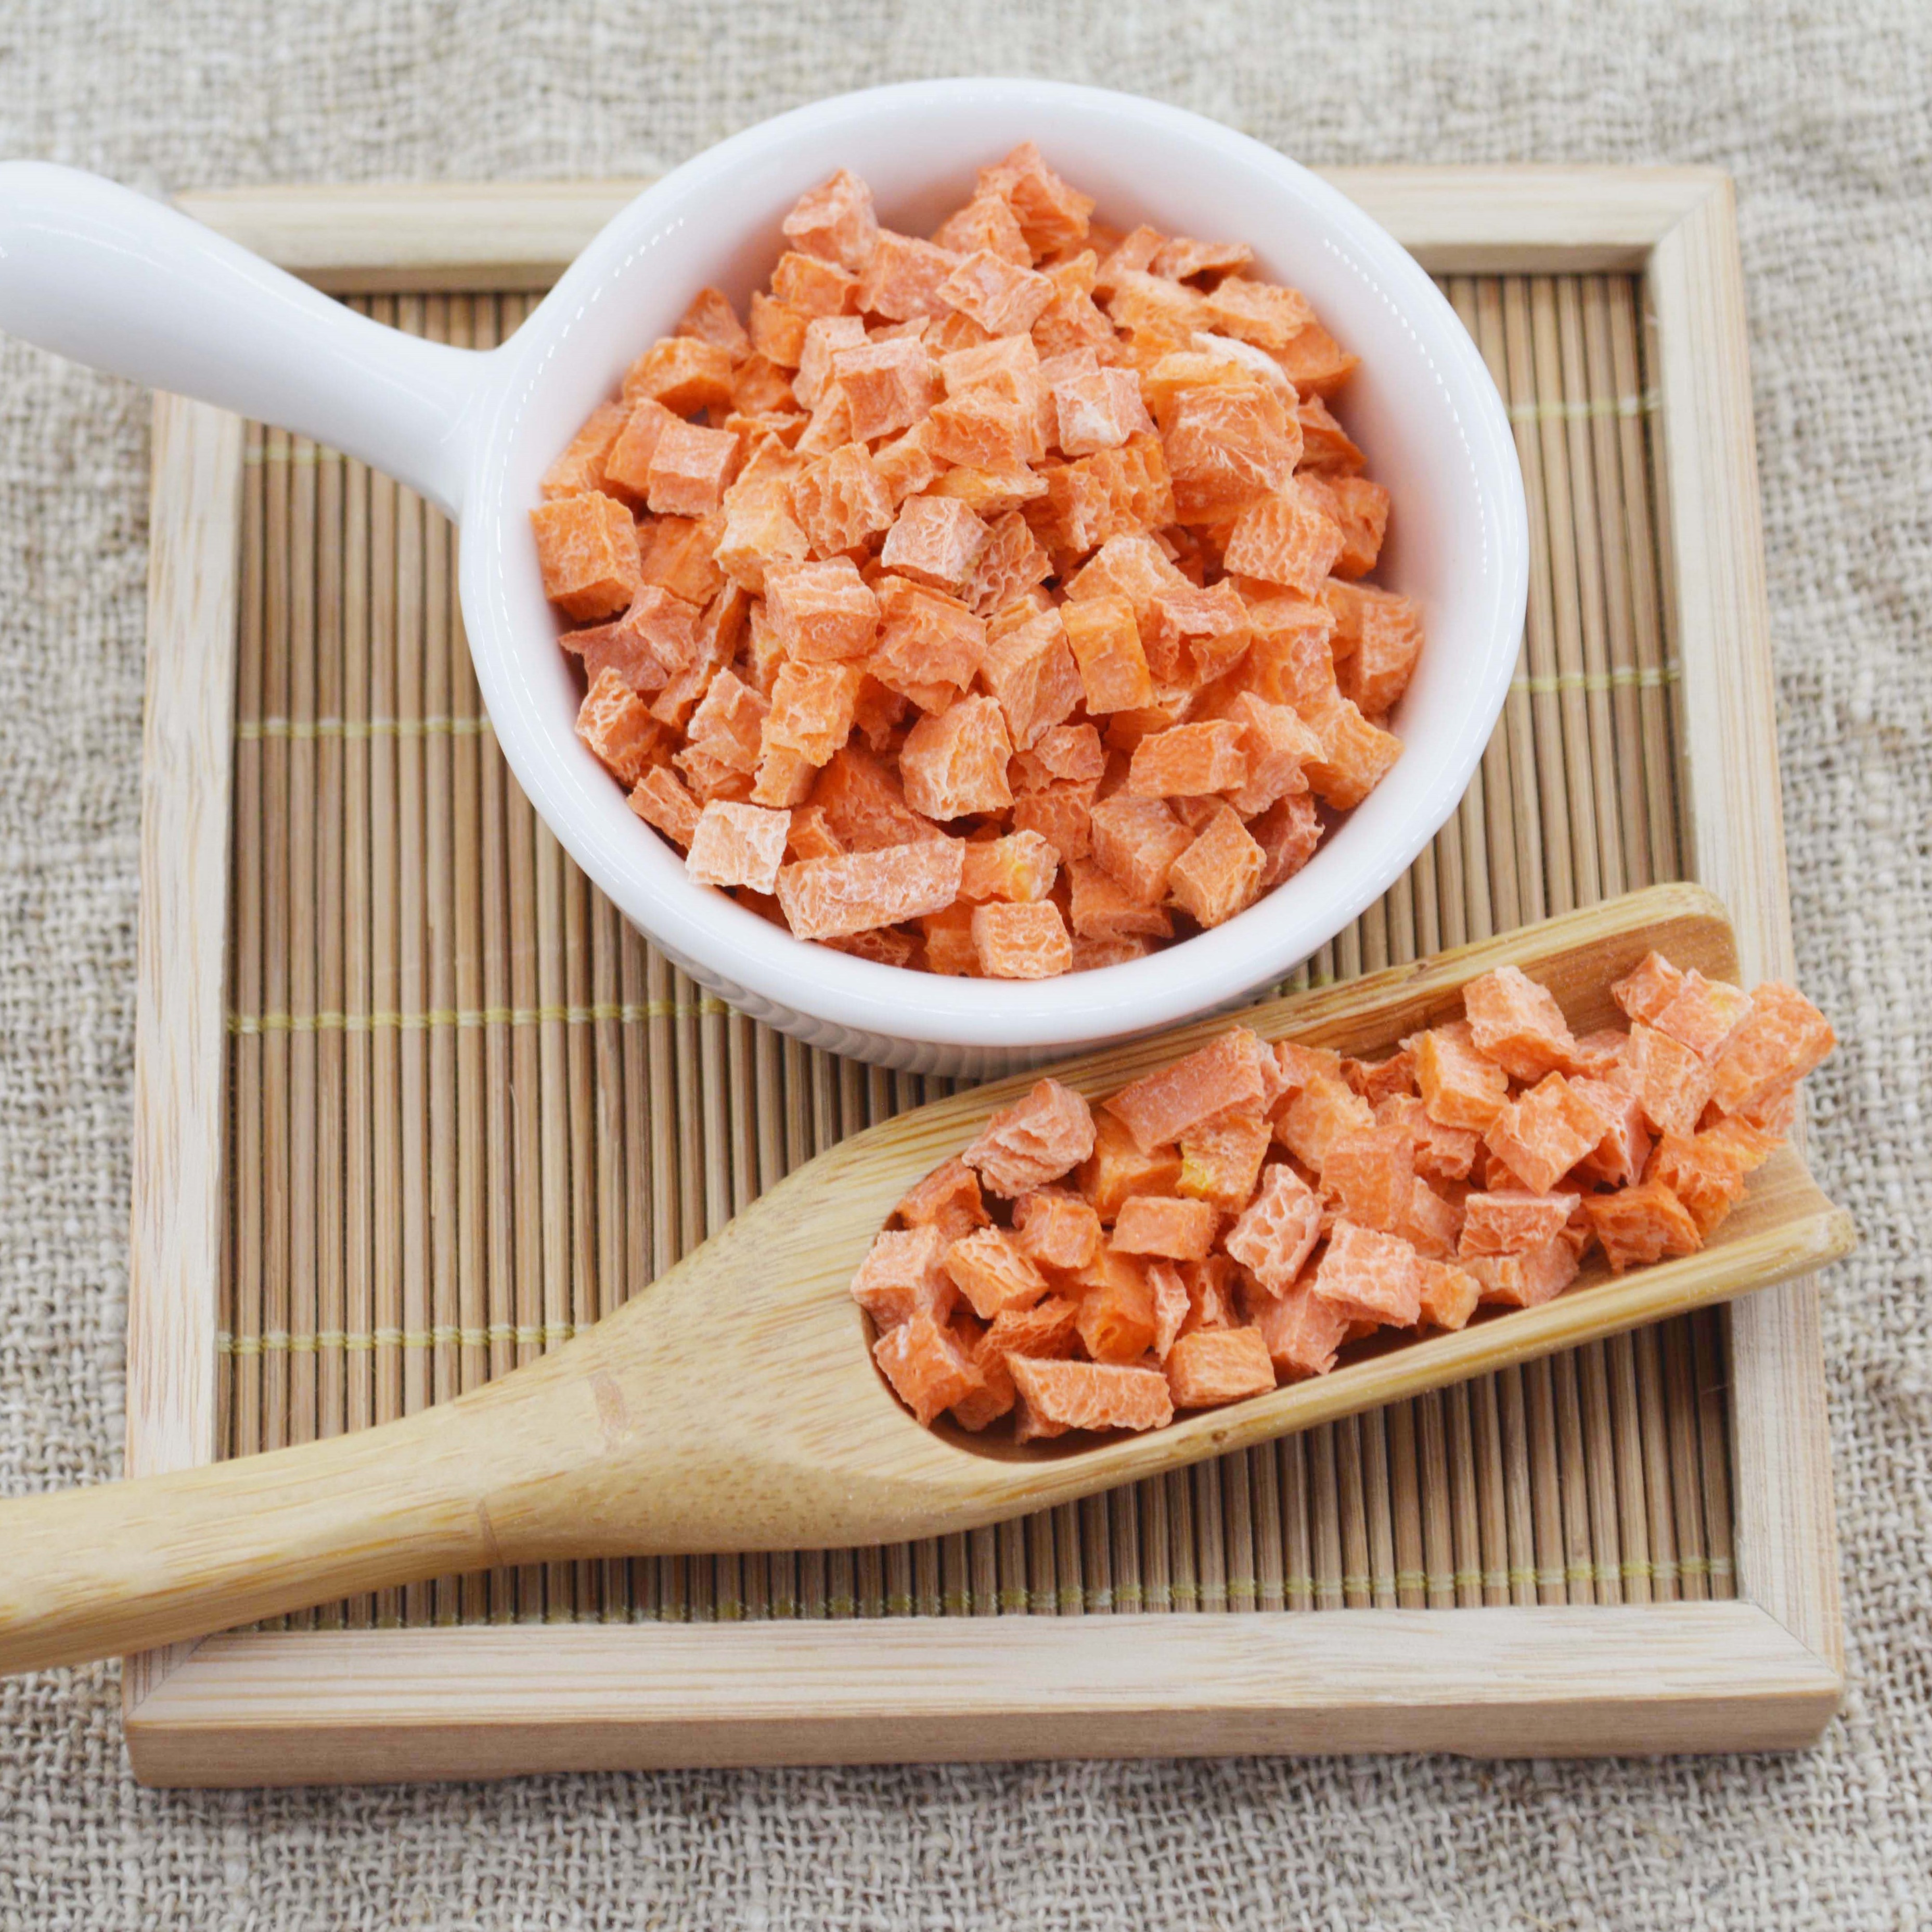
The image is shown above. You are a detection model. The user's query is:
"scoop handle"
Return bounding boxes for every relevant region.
[0,161,485,514]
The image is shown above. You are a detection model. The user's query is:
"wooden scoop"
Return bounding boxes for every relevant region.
[0,884,1853,1675]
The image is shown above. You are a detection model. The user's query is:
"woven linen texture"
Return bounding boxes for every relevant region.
[1,2,1928,1926]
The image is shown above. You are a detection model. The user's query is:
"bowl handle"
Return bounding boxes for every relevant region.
[0,162,485,516]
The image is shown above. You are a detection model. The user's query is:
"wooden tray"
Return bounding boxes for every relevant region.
[121,166,1842,1784]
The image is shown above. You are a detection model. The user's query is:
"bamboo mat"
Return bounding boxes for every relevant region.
[215,273,1735,1629]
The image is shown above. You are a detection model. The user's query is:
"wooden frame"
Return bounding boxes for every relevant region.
[120,167,1840,1784]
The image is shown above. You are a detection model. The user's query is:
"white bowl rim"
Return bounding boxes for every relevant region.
[459,76,1529,1054]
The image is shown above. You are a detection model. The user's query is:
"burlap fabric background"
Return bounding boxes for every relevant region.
[1,3,1926,1925]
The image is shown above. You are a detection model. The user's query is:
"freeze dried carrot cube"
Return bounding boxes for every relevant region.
[900,695,1014,819]
[575,666,660,786]
[1375,1093,1478,1185]
[850,1223,957,1330]
[1165,1326,1274,1409]
[944,1226,1051,1320]
[789,441,894,557]
[642,419,741,520]
[1484,1073,1612,1194]
[730,352,801,418]
[784,804,843,865]
[681,665,768,779]
[865,575,987,714]
[938,248,1055,336]
[1068,858,1174,943]
[1180,1254,1242,1335]
[1178,1111,1271,1212]
[1459,1189,1579,1258]
[981,606,1081,751]
[1107,1028,1270,1153]
[929,388,1037,472]
[1273,1072,1374,1171]
[1222,479,1344,595]
[782,168,880,271]
[918,901,979,976]
[1250,1278,1350,1378]
[1168,805,1265,929]
[622,336,734,414]
[748,292,810,367]
[1063,593,1154,713]
[1013,1188,1103,1272]
[715,501,810,595]
[1648,1118,1779,1237]
[532,491,643,622]
[1103,267,1208,340]
[764,660,862,768]
[833,336,940,442]
[541,399,630,500]
[1110,1193,1220,1260]
[1201,276,1317,350]
[978,141,1094,257]
[772,249,860,319]
[1151,233,1254,280]
[628,766,701,847]
[1147,1260,1190,1360]
[879,494,990,597]
[1146,578,1253,685]
[1093,224,1164,291]
[1009,1356,1172,1440]
[675,285,751,362]
[933,188,1031,264]
[1465,964,1582,1084]
[774,836,963,939]
[1309,474,1390,578]
[1295,396,1363,474]
[685,800,790,893]
[874,1312,985,1425]
[638,514,725,607]
[562,584,699,697]
[1582,1181,1703,1273]
[1710,982,1836,1116]
[1220,694,1318,816]
[763,557,881,662]
[959,830,1060,904]
[1301,694,1403,810]
[1321,1124,1419,1238]
[1079,1111,1183,1218]
[1012,779,1098,866]
[1347,1047,1418,1106]
[1415,1258,1481,1332]
[1620,1023,1717,1138]
[1328,583,1425,716]
[1312,1221,1423,1327]
[1648,969,1751,1062]
[813,744,938,851]
[1274,323,1359,396]
[1050,357,1153,456]
[1568,1075,1652,1189]
[896,1156,988,1243]
[1611,951,1685,1026]
[1021,723,1104,785]
[972,899,1072,979]
[1249,793,1322,892]
[964,1077,1097,1197]
[858,230,962,321]
[970,510,1054,616]
[981,1294,1083,1367]
[1462,1235,1579,1309]
[1161,380,1299,523]
[1073,1250,1160,1363]
[794,316,867,410]
[1414,1020,1512,1133]
[795,384,857,457]
[1225,1161,1323,1295]
[1126,722,1247,798]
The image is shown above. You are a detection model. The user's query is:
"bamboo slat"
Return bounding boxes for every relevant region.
[215,270,1729,1630]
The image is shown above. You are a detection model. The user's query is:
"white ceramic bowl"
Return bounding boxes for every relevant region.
[0,80,1526,1074]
